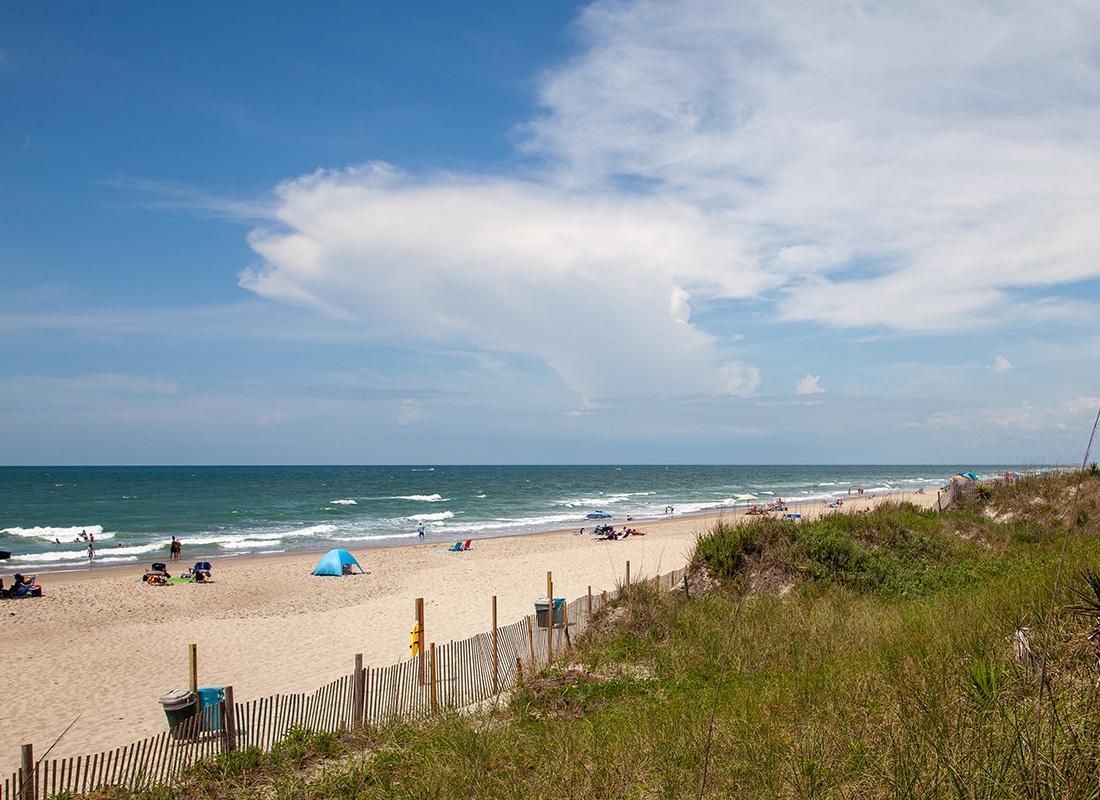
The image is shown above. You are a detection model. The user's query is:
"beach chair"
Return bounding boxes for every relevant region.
[144,562,171,584]
[3,574,41,598]
[461,539,472,551]
[191,561,212,582]
[447,541,465,552]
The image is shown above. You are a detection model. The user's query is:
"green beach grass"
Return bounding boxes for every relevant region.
[93,469,1100,799]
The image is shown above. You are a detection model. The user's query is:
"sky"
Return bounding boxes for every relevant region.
[2,0,1100,466]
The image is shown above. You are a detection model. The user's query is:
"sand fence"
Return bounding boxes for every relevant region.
[4,564,687,800]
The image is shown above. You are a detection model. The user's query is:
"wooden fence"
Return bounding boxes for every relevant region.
[4,566,687,800]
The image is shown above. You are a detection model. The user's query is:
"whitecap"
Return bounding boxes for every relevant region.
[406,511,455,523]
[2,524,105,541]
[330,499,358,505]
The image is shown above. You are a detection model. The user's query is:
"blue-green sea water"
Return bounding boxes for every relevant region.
[0,465,1036,572]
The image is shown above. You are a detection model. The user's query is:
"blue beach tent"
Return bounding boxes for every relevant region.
[312,548,363,576]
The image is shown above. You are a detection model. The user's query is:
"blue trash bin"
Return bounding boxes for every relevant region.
[196,687,225,731]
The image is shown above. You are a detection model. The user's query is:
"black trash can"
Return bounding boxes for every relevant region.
[535,597,565,628]
[158,689,197,738]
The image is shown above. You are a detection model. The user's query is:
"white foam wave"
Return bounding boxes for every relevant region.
[442,512,578,535]
[2,524,105,541]
[405,511,454,523]
[182,524,339,549]
[565,496,625,508]
[395,494,445,502]
[330,499,358,505]
[333,530,420,544]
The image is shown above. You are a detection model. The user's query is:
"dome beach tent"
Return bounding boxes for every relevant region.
[312,548,363,576]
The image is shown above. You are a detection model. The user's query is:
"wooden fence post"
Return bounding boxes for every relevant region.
[492,596,499,695]
[563,598,571,649]
[526,616,535,669]
[189,644,198,693]
[20,743,34,800]
[352,654,364,729]
[546,571,553,664]
[416,598,426,686]
[587,585,592,617]
[429,643,438,712]
[625,561,630,597]
[683,571,691,600]
[222,686,237,755]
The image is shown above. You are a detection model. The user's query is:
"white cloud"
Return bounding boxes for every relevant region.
[988,355,1014,373]
[242,166,770,400]
[796,374,825,395]
[397,398,428,425]
[240,0,1100,405]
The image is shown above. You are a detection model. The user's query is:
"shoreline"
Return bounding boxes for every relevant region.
[16,487,939,582]
[0,489,938,773]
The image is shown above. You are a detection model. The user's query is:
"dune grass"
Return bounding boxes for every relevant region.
[98,472,1100,799]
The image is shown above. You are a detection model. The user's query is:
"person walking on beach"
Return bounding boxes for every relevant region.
[170,536,181,561]
[417,523,425,539]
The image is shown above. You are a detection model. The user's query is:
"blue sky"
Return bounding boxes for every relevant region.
[2,0,1099,466]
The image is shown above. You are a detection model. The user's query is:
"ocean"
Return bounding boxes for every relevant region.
[0,464,1034,572]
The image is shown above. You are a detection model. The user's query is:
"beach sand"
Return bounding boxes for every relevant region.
[0,490,940,773]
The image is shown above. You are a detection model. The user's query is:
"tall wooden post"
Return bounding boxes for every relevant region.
[19,743,33,800]
[546,571,554,664]
[416,598,426,685]
[222,686,237,754]
[189,644,198,693]
[587,585,593,617]
[352,654,365,729]
[429,643,438,712]
[526,615,535,669]
[492,596,499,695]
[625,561,631,598]
[563,597,571,648]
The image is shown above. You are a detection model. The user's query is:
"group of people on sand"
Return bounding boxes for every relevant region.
[747,499,788,517]
[585,525,643,541]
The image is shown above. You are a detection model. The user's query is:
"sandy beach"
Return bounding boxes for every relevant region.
[0,490,939,774]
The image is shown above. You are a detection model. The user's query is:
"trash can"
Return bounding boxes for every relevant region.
[158,689,197,738]
[196,686,225,731]
[535,597,566,628]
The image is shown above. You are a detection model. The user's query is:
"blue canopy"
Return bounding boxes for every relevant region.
[585,511,612,519]
[313,548,363,576]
